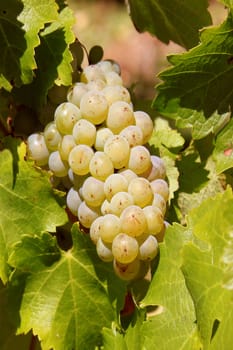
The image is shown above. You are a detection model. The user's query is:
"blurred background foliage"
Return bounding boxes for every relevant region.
[67,0,227,103]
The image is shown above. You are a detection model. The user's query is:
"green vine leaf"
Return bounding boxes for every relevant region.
[0,0,26,90]
[0,137,67,283]
[140,189,233,349]
[127,0,212,49]
[15,225,126,350]
[153,11,233,117]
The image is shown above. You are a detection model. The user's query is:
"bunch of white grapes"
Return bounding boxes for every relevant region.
[27,60,169,281]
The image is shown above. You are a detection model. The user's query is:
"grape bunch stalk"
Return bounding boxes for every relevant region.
[27,60,169,281]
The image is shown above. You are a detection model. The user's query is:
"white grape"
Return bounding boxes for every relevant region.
[81,64,106,83]
[27,133,50,166]
[101,199,112,215]
[89,151,114,180]
[143,205,164,235]
[68,144,94,175]
[82,176,105,207]
[110,191,134,216]
[102,85,131,105]
[67,169,88,188]
[67,82,89,107]
[77,201,100,228]
[97,60,114,74]
[44,122,62,151]
[104,135,130,169]
[66,187,82,216]
[99,214,121,243]
[104,173,128,201]
[59,135,76,161]
[118,168,138,185]
[119,125,143,148]
[152,193,167,215]
[134,110,154,144]
[104,71,123,86]
[72,119,96,146]
[96,238,113,262]
[48,151,69,177]
[113,258,141,281]
[139,235,159,261]
[127,145,151,175]
[120,205,147,237]
[142,155,166,181]
[87,79,106,91]
[112,233,139,264]
[54,102,81,135]
[106,101,135,134]
[80,90,108,125]
[90,216,104,244]
[94,127,113,151]
[150,179,169,202]
[128,177,153,207]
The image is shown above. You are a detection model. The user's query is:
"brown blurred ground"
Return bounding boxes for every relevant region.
[68,0,227,100]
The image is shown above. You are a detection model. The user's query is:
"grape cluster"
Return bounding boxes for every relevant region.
[27,60,169,281]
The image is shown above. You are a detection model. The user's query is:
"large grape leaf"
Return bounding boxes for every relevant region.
[153,11,233,118]
[140,224,201,349]
[13,5,75,109]
[0,137,67,283]
[11,225,126,350]
[127,0,211,49]
[140,189,233,349]
[18,0,59,84]
[181,189,233,349]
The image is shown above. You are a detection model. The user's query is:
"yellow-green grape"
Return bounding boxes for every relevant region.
[106,101,135,134]
[113,258,141,281]
[120,205,147,237]
[110,191,134,216]
[87,79,106,91]
[90,216,104,245]
[118,168,138,185]
[119,125,143,148]
[134,110,154,144]
[72,119,96,146]
[44,122,62,151]
[81,64,106,83]
[102,85,131,105]
[68,144,94,175]
[128,177,153,208]
[89,151,114,180]
[67,82,89,107]
[94,127,113,151]
[112,233,139,264]
[59,135,76,161]
[27,133,49,166]
[101,199,112,215]
[80,90,108,125]
[139,235,159,261]
[66,187,82,216]
[142,155,166,181]
[143,205,164,235]
[54,102,81,135]
[81,176,105,207]
[127,145,151,175]
[48,151,69,177]
[150,179,169,202]
[104,173,128,201]
[104,135,130,169]
[96,238,113,262]
[152,193,167,215]
[77,201,100,228]
[104,71,123,86]
[99,214,121,243]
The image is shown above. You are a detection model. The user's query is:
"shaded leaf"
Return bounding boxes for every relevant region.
[127,0,211,49]
[153,12,233,117]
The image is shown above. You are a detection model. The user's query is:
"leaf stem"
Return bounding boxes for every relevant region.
[29,334,38,350]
